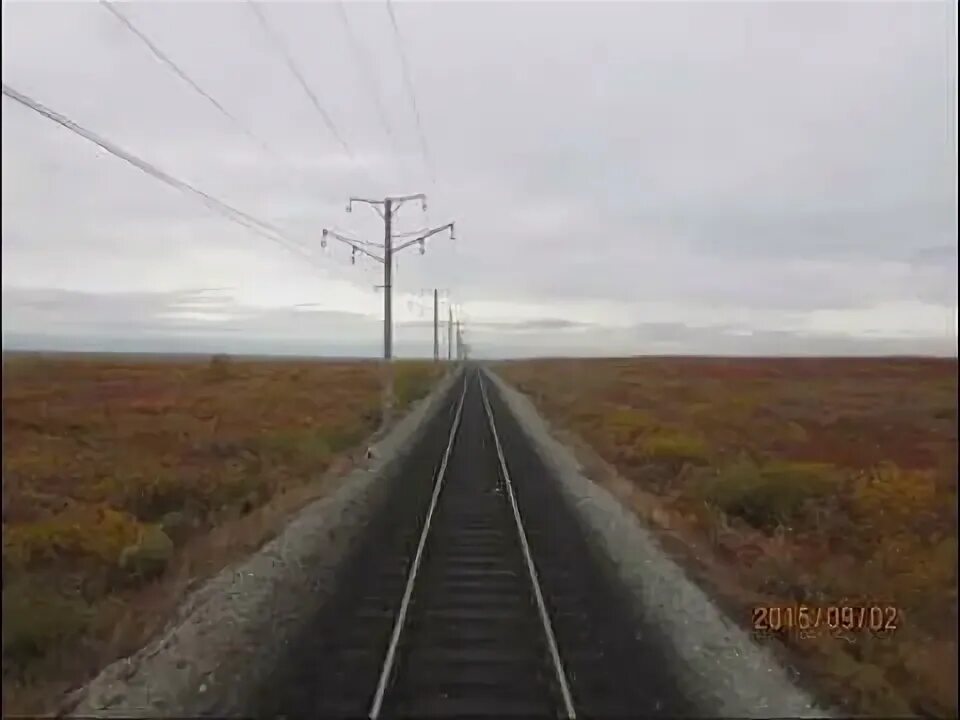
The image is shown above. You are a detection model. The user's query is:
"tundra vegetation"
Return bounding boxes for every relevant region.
[498,357,957,718]
[2,354,443,713]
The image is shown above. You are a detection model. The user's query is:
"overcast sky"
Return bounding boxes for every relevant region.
[2,0,957,357]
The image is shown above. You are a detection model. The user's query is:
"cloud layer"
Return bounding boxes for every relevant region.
[2,1,956,356]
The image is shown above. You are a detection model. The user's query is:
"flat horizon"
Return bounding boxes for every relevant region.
[4,347,957,363]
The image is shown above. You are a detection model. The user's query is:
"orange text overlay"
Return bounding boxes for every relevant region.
[751,604,901,639]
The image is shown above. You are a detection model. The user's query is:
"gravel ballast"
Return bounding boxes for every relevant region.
[484,369,833,719]
[65,368,463,718]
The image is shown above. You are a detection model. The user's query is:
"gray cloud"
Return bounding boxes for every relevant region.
[3,286,366,333]
[3,287,955,359]
[2,1,956,357]
[911,244,960,267]
[469,318,590,332]
[467,321,957,360]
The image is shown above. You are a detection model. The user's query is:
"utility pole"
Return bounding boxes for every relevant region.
[384,198,393,361]
[322,195,455,425]
[433,288,439,363]
[411,286,446,362]
[448,306,453,362]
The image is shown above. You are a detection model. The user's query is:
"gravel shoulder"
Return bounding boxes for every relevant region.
[63,367,463,718]
[484,368,834,719]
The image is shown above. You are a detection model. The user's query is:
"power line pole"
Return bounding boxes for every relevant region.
[448,306,453,362]
[409,286,445,360]
[322,195,455,424]
[384,197,393,361]
[433,288,439,363]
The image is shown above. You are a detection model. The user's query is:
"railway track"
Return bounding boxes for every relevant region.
[254,366,691,718]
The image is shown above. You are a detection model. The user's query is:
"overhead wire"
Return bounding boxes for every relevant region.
[334,0,397,158]
[1,83,326,271]
[384,0,434,185]
[103,0,394,275]
[247,0,355,160]
[248,0,391,198]
[92,3,446,321]
[100,0,360,264]
[99,0,281,163]
[334,0,416,190]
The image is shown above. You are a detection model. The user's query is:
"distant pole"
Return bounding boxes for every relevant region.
[456,319,462,361]
[433,288,439,362]
[448,306,453,362]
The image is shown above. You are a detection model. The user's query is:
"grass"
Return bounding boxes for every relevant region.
[2,354,445,713]
[496,356,958,718]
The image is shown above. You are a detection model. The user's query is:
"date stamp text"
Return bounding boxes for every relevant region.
[751,604,901,641]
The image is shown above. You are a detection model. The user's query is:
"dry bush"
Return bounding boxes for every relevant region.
[117,525,174,584]
[692,457,841,530]
[3,504,143,573]
[206,353,232,381]
[3,577,92,672]
[606,406,658,443]
[2,355,442,711]
[641,431,711,467]
[496,356,958,718]
[394,361,443,409]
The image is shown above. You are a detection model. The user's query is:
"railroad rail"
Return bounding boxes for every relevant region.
[253,366,691,718]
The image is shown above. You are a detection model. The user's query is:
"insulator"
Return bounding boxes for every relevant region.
[321,238,327,249]
[419,240,425,255]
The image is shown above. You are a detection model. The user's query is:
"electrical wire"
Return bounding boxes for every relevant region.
[2,82,324,270]
[334,0,397,156]
[384,0,434,184]
[100,0,374,260]
[247,0,354,160]
[100,0,280,162]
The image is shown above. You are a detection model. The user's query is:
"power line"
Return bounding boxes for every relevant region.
[99,0,280,162]
[100,0,372,257]
[102,0,384,248]
[2,82,323,270]
[247,0,354,159]
[334,1,398,156]
[384,0,434,184]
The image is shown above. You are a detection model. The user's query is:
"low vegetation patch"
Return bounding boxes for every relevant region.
[497,357,958,718]
[692,458,841,530]
[641,431,711,467]
[2,354,445,713]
